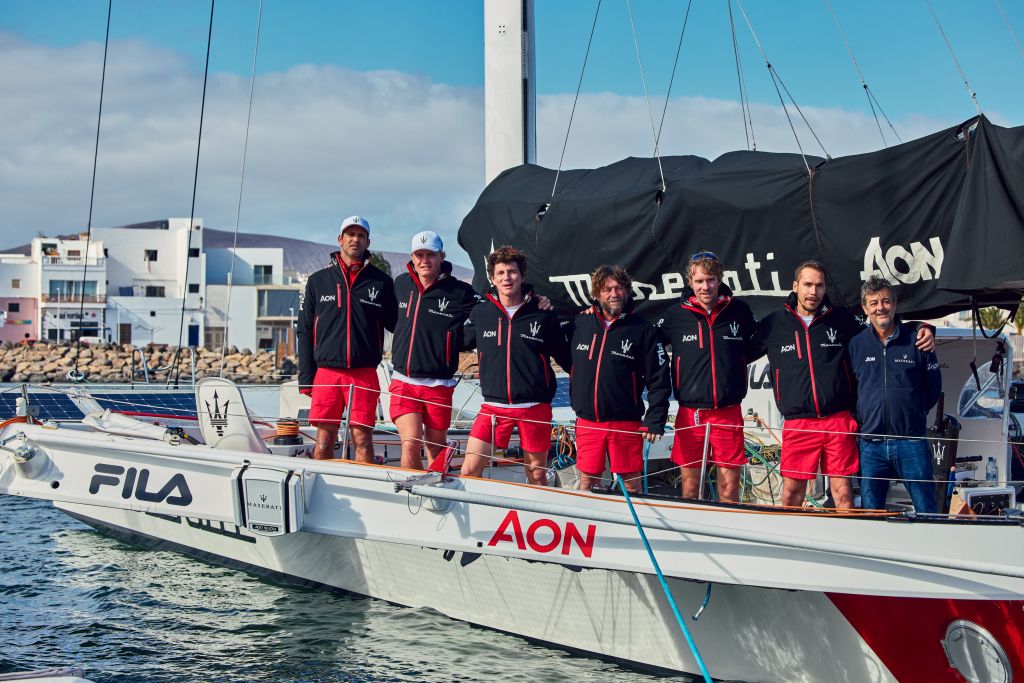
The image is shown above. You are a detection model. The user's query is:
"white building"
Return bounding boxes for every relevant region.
[0,252,42,343]
[94,219,206,346]
[205,246,300,352]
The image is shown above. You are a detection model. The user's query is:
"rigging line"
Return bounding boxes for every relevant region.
[220,0,264,378]
[995,0,1024,62]
[624,0,666,192]
[824,0,891,147]
[654,0,693,152]
[866,89,903,144]
[551,0,602,199]
[925,0,982,114]
[174,0,216,388]
[71,0,113,383]
[771,66,830,159]
[727,0,755,151]
[733,0,813,173]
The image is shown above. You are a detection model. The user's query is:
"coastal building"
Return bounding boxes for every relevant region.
[94,219,205,347]
[0,251,40,343]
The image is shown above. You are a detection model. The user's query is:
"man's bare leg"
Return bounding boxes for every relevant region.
[523,450,549,486]
[717,467,741,503]
[313,424,340,460]
[394,413,425,470]
[617,470,642,493]
[681,468,701,499]
[461,436,493,478]
[828,476,853,509]
[349,425,375,464]
[577,471,602,491]
[423,426,448,467]
[781,477,809,507]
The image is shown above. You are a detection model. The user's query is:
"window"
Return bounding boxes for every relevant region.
[144,286,166,297]
[188,283,200,294]
[8,303,19,313]
[150,311,156,317]
[254,265,273,285]
[68,250,81,257]
[104,248,109,257]
[11,279,19,289]
[189,248,200,258]
[144,250,158,262]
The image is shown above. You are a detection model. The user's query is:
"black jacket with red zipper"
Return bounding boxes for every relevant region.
[566,302,671,434]
[297,251,398,390]
[463,285,572,405]
[747,292,861,419]
[657,284,756,410]
[392,261,482,380]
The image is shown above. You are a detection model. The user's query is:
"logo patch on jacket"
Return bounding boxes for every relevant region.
[611,338,636,360]
[319,295,335,303]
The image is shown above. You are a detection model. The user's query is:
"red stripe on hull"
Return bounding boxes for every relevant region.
[827,592,1024,682]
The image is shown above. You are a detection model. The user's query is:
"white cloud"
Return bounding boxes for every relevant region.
[1,32,967,267]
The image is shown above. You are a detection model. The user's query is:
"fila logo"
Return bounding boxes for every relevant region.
[319,294,335,303]
[89,463,193,507]
[437,298,450,312]
[729,321,740,336]
[367,286,379,301]
[780,344,796,353]
[826,328,838,343]
[576,343,590,351]
[621,339,633,354]
[483,330,497,338]
[529,321,541,336]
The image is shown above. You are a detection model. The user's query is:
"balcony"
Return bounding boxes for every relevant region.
[42,256,106,266]
[40,293,107,304]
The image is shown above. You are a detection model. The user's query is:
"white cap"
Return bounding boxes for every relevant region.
[340,215,370,235]
[411,230,443,253]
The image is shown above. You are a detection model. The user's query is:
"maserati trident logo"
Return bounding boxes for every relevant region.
[529,321,541,336]
[729,321,740,336]
[621,339,633,354]
[260,494,268,503]
[367,286,379,302]
[205,390,230,437]
[826,328,838,343]
[437,297,450,312]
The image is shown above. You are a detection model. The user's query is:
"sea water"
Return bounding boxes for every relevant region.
[0,496,681,682]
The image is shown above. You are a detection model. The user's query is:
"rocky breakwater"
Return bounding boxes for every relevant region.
[0,342,297,385]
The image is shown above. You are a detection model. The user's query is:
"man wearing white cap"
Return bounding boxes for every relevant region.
[390,230,482,470]
[298,216,397,461]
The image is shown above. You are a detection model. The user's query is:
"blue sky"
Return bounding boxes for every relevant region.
[2,1,1023,263]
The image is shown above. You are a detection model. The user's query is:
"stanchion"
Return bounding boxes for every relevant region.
[697,421,711,499]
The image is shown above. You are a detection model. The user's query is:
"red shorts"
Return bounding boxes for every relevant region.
[388,379,455,432]
[574,418,644,476]
[308,367,380,429]
[469,403,553,453]
[671,404,746,469]
[782,411,859,480]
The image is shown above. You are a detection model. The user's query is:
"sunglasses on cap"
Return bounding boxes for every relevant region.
[689,251,718,261]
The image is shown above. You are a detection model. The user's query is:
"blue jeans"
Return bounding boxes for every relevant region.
[858,437,937,513]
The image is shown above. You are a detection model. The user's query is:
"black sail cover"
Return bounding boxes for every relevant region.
[457,116,1024,320]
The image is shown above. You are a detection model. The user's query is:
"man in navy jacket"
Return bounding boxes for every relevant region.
[848,276,941,512]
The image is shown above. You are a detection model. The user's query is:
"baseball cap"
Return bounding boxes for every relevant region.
[411,230,443,253]
[339,215,370,235]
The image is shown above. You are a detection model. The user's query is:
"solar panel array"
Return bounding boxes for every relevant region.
[0,393,85,421]
[92,392,198,419]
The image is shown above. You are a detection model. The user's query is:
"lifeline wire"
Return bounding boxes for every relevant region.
[71,0,113,383]
[174,0,216,387]
[624,0,666,191]
[221,0,264,377]
[551,0,603,199]
[925,0,982,114]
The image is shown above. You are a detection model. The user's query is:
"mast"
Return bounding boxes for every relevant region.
[484,0,536,185]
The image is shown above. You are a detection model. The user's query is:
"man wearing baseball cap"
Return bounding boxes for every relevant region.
[298,215,397,461]
[390,230,482,470]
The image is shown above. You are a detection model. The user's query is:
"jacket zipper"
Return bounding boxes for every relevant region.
[540,353,550,384]
[588,333,597,360]
[593,326,609,420]
[631,371,637,404]
[405,290,422,373]
[786,305,823,417]
[445,330,452,366]
[675,356,681,388]
[794,331,802,360]
[506,320,514,403]
[774,369,781,402]
[313,315,319,349]
[681,299,731,409]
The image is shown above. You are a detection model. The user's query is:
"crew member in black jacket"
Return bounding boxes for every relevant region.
[658,252,755,502]
[460,247,571,485]
[568,265,671,493]
[390,230,482,470]
[749,260,934,508]
[298,215,398,461]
